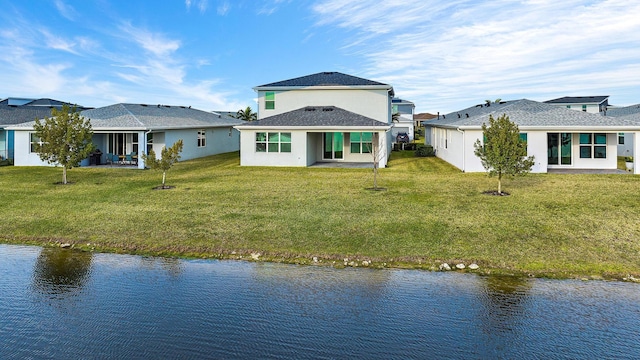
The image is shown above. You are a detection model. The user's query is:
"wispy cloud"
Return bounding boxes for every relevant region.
[311,0,640,112]
[257,0,292,15]
[0,6,238,110]
[53,0,79,21]
[118,22,181,57]
[217,1,230,15]
[185,0,209,13]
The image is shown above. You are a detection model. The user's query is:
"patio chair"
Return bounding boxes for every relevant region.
[112,154,121,165]
[125,153,133,165]
[105,153,114,165]
[130,152,137,165]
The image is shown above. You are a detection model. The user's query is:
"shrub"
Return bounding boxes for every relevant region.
[415,145,434,157]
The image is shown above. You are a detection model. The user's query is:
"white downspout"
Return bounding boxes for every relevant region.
[457,127,465,172]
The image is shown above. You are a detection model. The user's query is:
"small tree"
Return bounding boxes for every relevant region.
[235,106,257,121]
[473,114,535,194]
[141,139,184,189]
[33,105,95,184]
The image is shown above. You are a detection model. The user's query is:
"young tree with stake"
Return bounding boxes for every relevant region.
[141,139,184,189]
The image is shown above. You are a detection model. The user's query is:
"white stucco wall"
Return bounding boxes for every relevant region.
[240,129,308,167]
[430,127,621,173]
[162,127,239,162]
[239,129,388,167]
[13,127,240,167]
[12,130,45,166]
[431,127,466,171]
[257,89,391,123]
[564,104,601,114]
[525,132,548,173]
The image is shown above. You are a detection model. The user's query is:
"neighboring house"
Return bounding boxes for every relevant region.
[8,103,245,169]
[414,112,437,128]
[0,98,90,162]
[607,104,640,157]
[544,96,609,114]
[391,97,416,141]
[235,72,395,167]
[424,99,640,174]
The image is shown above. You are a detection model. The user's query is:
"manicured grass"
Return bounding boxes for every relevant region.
[1,151,639,279]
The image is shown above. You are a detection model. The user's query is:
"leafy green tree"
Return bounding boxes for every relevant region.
[473,114,535,194]
[33,105,95,184]
[141,139,183,189]
[235,106,257,121]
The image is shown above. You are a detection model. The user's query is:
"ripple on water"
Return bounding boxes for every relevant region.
[1,244,639,359]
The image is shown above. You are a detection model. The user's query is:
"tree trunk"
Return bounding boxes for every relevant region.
[497,173,502,194]
[372,132,380,189]
[162,171,166,188]
[373,162,378,189]
[62,166,67,185]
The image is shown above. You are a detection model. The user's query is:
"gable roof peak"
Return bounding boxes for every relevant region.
[255,71,392,89]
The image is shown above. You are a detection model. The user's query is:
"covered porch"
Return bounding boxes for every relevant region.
[543,131,639,174]
[87,130,165,169]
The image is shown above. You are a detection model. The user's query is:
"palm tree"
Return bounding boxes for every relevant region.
[235,106,257,121]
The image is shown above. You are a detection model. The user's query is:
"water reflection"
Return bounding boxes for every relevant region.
[250,263,392,322]
[139,256,183,278]
[0,244,637,359]
[31,247,93,297]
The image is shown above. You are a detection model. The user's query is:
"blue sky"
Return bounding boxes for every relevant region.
[1,0,639,114]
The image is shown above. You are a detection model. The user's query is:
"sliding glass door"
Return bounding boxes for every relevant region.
[323,132,343,160]
[547,133,572,165]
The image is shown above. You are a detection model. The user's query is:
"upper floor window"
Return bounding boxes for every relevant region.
[265,92,275,110]
[198,130,206,147]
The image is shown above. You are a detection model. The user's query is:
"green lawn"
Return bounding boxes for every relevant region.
[1,151,639,279]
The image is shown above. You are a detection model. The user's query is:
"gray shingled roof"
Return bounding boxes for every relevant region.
[425,99,640,129]
[0,98,89,126]
[9,103,246,130]
[544,96,609,104]
[606,104,640,117]
[392,97,414,104]
[256,72,390,88]
[237,106,389,127]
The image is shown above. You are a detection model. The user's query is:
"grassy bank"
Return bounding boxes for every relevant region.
[1,151,639,279]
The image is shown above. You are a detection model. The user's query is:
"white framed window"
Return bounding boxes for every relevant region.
[265,92,275,110]
[350,132,372,153]
[30,133,43,153]
[198,130,206,147]
[256,132,291,153]
[579,133,607,159]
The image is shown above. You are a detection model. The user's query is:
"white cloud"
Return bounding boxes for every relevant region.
[311,0,640,112]
[185,0,209,13]
[217,1,230,15]
[118,22,181,57]
[54,0,79,21]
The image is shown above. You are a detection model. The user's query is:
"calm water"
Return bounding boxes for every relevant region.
[1,245,639,359]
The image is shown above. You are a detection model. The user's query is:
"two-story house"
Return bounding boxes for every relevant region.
[391,97,416,141]
[235,72,395,167]
[544,96,609,114]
